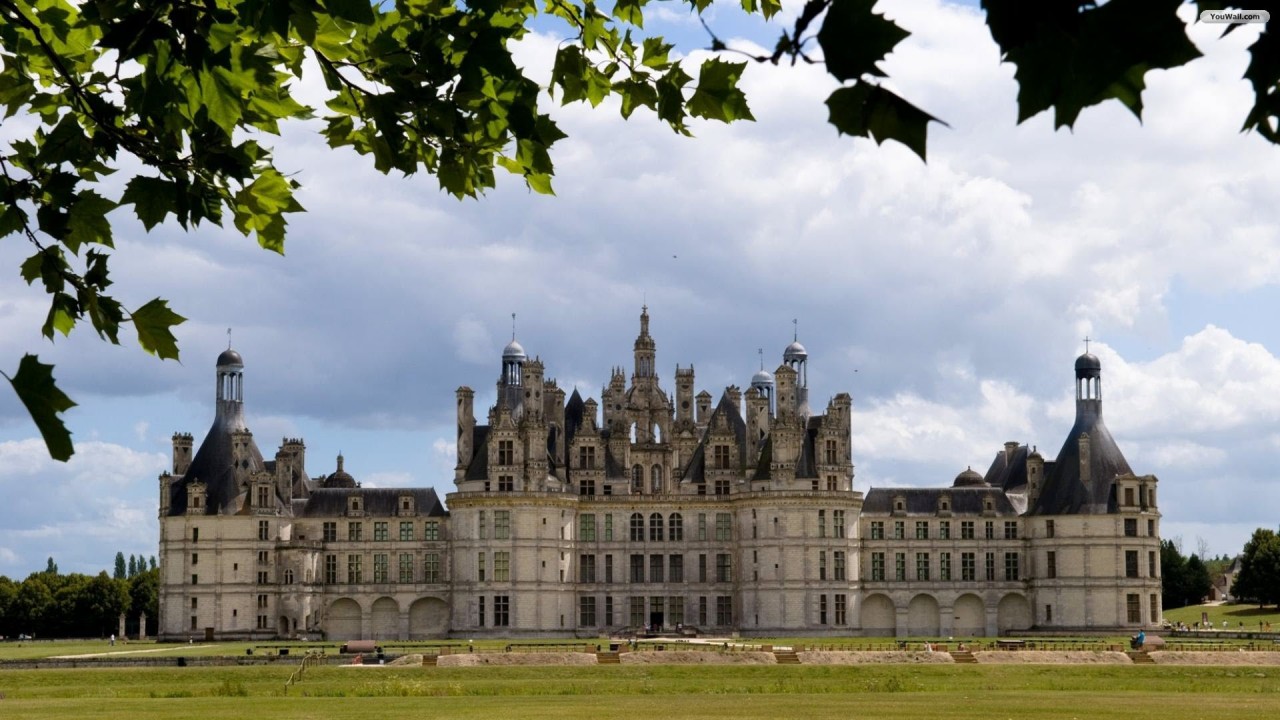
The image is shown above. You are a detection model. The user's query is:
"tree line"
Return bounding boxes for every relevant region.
[0,554,158,639]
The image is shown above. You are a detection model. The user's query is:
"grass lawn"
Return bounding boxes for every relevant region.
[1,665,1278,719]
[1164,603,1280,630]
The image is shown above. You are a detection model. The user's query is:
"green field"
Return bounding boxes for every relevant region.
[1164,603,1280,630]
[2,664,1279,719]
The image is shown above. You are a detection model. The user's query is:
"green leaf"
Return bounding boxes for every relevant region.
[3,355,77,462]
[688,59,754,122]
[826,82,945,161]
[327,0,377,25]
[0,205,28,239]
[120,177,179,231]
[130,299,187,361]
[64,190,117,252]
[613,0,648,27]
[233,168,304,253]
[817,0,910,82]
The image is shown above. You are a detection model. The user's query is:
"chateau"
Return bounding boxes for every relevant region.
[157,310,1162,640]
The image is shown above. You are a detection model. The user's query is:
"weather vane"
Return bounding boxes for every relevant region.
[792,318,798,342]
[227,327,232,349]
[758,347,764,371]
[511,313,516,341]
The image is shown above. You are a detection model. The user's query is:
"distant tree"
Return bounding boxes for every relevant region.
[12,574,53,634]
[1161,539,1191,609]
[128,567,159,629]
[127,554,138,578]
[0,575,17,636]
[1232,528,1280,607]
[113,551,126,580]
[44,557,57,575]
[149,556,157,571]
[1185,554,1213,606]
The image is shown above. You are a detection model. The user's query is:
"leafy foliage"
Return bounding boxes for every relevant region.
[2,0,1278,461]
[1231,528,1280,606]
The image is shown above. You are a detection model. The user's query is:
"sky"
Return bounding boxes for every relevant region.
[2,0,1279,576]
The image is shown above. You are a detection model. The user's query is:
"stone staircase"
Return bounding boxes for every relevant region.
[1127,651,1155,665]
[773,651,801,665]
[421,655,438,667]
[596,652,621,665]
[950,650,978,664]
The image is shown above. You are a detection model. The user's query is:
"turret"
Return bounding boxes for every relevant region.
[675,366,695,425]
[172,432,193,475]
[215,348,247,430]
[456,386,475,481]
[159,472,172,516]
[633,306,656,383]
[498,337,526,415]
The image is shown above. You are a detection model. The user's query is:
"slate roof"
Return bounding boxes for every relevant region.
[1027,400,1132,516]
[167,410,267,516]
[982,444,1029,492]
[464,425,491,481]
[862,487,1019,516]
[299,488,447,518]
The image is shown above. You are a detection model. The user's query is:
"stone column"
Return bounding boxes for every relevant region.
[118,613,126,639]
[139,613,148,640]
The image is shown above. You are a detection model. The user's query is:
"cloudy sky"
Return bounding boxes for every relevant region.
[2,1,1278,576]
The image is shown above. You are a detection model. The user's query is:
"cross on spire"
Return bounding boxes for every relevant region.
[227,327,232,349]
[511,313,516,341]
[792,318,798,342]
[1083,335,1091,354]
[758,347,764,371]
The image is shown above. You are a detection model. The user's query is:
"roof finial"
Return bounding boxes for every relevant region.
[227,327,232,349]
[758,347,764,371]
[793,318,798,342]
[511,313,516,342]
[1083,335,1091,353]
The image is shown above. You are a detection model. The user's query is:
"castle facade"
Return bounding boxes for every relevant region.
[157,310,1161,639]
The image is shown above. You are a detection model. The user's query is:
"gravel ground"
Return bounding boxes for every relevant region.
[619,651,777,664]
[799,651,953,664]
[972,651,1131,664]
[436,652,599,666]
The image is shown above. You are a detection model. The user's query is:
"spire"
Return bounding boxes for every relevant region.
[633,305,655,379]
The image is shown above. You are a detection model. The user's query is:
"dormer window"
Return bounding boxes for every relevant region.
[892,496,906,515]
[399,496,414,515]
[348,496,362,515]
[938,495,951,514]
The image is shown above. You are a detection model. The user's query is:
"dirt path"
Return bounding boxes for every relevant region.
[51,645,215,659]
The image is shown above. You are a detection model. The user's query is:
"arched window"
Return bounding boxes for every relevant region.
[631,465,644,492]
[650,465,663,494]
[653,423,662,443]
[630,513,644,542]
[649,513,664,542]
[669,513,683,541]
[283,569,295,584]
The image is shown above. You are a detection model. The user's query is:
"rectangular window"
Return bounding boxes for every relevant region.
[1149,551,1157,578]
[834,594,847,625]
[630,513,644,542]
[580,514,596,542]
[424,521,440,541]
[1127,593,1141,623]
[716,553,731,583]
[580,554,596,583]
[257,550,269,565]
[323,522,337,542]
[1047,551,1057,578]
[424,553,441,583]
[192,552,199,566]
[714,479,730,496]
[498,440,514,465]
[1126,550,1139,578]
[477,552,486,582]
[715,513,732,541]
[399,553,413,583]
[716,596,732,625]
[818,510,826,538]
[478,596,485,627]
[257,570,269,584]
[698,554,707,583]
[894,553,906,581]
[373,553,389,583]
[961,521,975,539]
[670,514,684,541]
[870,521,884,540]
[834,551,846,581]
[938,520,951,539]
[698,596,708,626]
[939,552,951,581]
[713,445,731,469]
[819,594,828,625]
[498,475,514,492]
[1045,604,1053,623]
[824,439,838,464]
[670,554,684,583]
[1147,519,1155,536]
[399,521,413,541]
[916,552,930,581]
[347,554,362,584]
[833,510,845,538]
[668,596,684,627]
[961,552,976,581]
[494,595,510,626]
[494,551,510,582]
[1004,552,1019,581]
[494,511,511,540]
[698,514,708,541]
[579,478,596,496]
[605,596,614,626]
[579,445,596,469]
[369,521,385,541]
[1046,519,1055,538]
[630,554,644,583]
[348,522,362,542]
[985,552,996,582]
[605,554,614,584]
[579,596,596,626]
[605,514,614,541]
[984,521,994,540]
[324,554,337,584]
[1004,521,1018,539]
[1124,518,1138,537]
[479,511,487,540]
[915,521,929,539]
[871,552,885,581]
[630,597,645,627]
[258,520,270,541]
[192,527,199,543]
[893,521,904,540]
[819,550,827,580]
[1124,486,1135,506]
[191,574,198,585]
[1150,593,1159,625]
[650,554,664,583]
